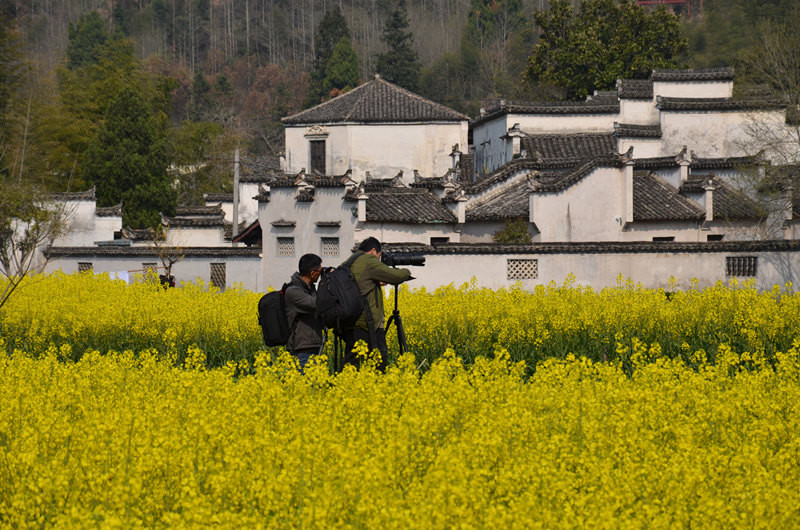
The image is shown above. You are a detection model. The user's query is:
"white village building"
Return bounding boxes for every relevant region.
[43,69,800,291]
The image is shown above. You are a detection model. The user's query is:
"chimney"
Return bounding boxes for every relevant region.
[677,146,690,182]
[456,192,467,224]
[505,123,524,159]
[624,159,634,224]
[449,144,462,170]
[704,178,716,222]
[357,192,368,222]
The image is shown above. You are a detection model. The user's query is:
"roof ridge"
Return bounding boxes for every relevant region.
[341,80,374,121]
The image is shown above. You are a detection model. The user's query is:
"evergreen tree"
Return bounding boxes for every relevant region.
[189,70,213,121]
[84,86,175,228]
[525,0,687,100]
[375,0,420,92]
[324,37,360,97]
[66,11,110,70]
[306,6,351,106]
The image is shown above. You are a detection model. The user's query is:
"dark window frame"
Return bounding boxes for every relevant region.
[310,140,326,174]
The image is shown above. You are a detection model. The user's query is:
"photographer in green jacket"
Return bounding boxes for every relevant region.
[341,237,411,372]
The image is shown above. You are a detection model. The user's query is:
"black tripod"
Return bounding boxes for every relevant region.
[384,284,407,354]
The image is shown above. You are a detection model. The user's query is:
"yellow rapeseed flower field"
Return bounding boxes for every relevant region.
[0,272,799,527]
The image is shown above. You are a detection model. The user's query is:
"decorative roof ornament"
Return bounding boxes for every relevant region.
[392,171,405,187]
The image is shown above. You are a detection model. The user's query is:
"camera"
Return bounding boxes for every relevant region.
[381,251,425,267]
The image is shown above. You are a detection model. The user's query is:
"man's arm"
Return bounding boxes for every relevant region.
[285,285,316,313]
[362,254,411,285]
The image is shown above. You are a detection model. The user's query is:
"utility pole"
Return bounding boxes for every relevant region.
[232,147,240,243]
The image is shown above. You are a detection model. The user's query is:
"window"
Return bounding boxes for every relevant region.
[726,256,757,277]
[507,259,538,279]
[142,262,158,274]
[310,140,326,174]
[277,237,295,256]
[321,237,339,256]
[431,237,450,246]
[210,263,226,289]
[652,236,675,242]
[78,262,93,272]
[707,234,724,241]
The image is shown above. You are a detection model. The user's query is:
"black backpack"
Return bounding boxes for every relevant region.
[316,253,372,333]
[257,283,291,347]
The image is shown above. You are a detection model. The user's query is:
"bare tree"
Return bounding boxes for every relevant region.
[0,181,71,310]
[149,224,185,287]
[731,11,800,239]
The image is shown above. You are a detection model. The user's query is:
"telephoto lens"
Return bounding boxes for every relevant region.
[381,251,425,267]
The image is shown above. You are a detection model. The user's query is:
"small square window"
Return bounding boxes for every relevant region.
[726,256,757,277]
[507,258,538,279]
[278,237,295,256]
[707,234,724,241]
[142,262,158,274]
[78,262,93,273]
[321,237,339,256]
[431,237,450,246]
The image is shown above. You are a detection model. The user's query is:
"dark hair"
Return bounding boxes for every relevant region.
[298,253,322,276]
[358,237,382,253]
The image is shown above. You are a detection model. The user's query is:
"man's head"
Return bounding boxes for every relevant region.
[358,236,382,256]
[298,253,323,284]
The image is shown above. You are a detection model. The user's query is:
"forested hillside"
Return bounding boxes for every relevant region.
[1,0,797,227]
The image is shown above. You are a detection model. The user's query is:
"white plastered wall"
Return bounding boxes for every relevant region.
[284,122,468,182]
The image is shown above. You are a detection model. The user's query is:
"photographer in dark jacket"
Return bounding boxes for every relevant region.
[285,253,324,372]
[341,237,411,372]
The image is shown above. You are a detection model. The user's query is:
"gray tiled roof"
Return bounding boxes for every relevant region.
[473,99,619,127]
[176,205,224,216]
[521,133,617,160]
[616,79,653,99]
[282,76,468,124]
[45,246,261,258]
[632,152,756,170]
[532,155,625,193]
[466,182,528,221]
[120,227,153,240]
[709,180,763,220]
[466,158,576,194]
[657,97,785,112]
[383,239,800,254]
[679,176,763,220]
[164,217,225,227]
[614,123,662,138]
[690,154,760,169]
[96,203,122,217]
[651,67,735,81]
[50,187,95,201]
[204,193,233,202]
[265,173,352,188]
[365,188,457,223]
[633,173,704,221]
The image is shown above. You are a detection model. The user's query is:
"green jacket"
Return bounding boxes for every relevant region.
[345,251,411,330]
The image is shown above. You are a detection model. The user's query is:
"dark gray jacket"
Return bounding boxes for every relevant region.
[284,272,323,353]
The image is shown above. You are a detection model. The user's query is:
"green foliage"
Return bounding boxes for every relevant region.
[375,0,421,92]
[66,11,110,70]
[525,0,687,100]
[306,6,351,106]
[684,0,796,68]
[324,37,360,97]
[84,86,175,228]
[169,120,233,205]
[492,218,532,244]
